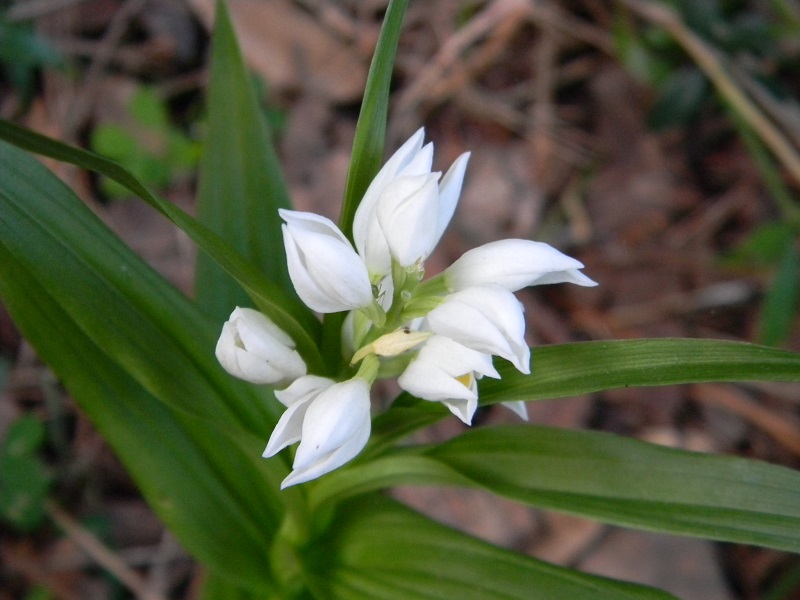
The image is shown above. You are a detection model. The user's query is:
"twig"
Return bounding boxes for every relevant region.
[692,383,800,456]
[63,0,150,136]
[619,0,800,188]
[45,500,167,600]
[394,0,530,122]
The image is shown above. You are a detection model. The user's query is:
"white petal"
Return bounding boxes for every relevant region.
[280,210,373,312]
[446,239,597,292]
[376,174,440,266]
[399,141,434,176]
[442,396,478,425]
[274,375,334,408]
[292,379,371,471]
[528,268,598,287]
[501,400,529,421]
[353,129,426,275]
[215,308,307,384]
[262,396,313,457]
[433,152,470,246]
[280,418,371,488]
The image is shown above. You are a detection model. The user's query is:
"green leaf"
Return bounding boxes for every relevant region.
[322,0,408,370]
[338,0,409,240]
[200,571,265,600]
[129,86,169,130]
[479,338,800,405]
[759,242,800,346]
[0,140,274,431]
[305,494,675,599]
[0,141,291,589]
[726,221,795,266]
[2,414,45,457]
[647,67,708,130]
[0,120,324,372]
[367,339,800,453]
[315,425,800,554]
[425,426,800,553]
[195,0,294,321]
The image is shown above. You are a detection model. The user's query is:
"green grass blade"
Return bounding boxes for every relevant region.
[0,122,323,372]
[195,0,294,321]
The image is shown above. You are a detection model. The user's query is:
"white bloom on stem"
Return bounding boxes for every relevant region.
[445,239,597,293]
[353,128,470,274]
[398,335,499,425]
[280,209,373,313]
[215,307,306,385]
[376,173,441,267]
[425,285,531,374]
[263,376,372,488]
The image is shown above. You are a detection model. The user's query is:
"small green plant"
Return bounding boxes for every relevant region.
[0,15,61,109]
[0,1,799,597]
[0,415,51,532]
[90,86,200,199]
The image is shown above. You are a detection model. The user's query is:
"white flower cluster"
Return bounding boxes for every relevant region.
[216,129,596,488]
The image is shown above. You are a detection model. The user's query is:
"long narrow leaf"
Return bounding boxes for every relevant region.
[0,121,323,372]
[0,141,304,585]
[369,338,800,451]
[0,243,283,591]
[479,339,800,404]
[427,426,800,553]
[195,0,294,321]
[304,494,675,600]
[338,0,409,240]
[315,426,800,553]
[0,141,265,429]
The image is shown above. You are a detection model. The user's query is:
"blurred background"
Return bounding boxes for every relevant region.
[1,0,800,598]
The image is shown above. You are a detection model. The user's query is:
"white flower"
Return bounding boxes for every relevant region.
[425,285,530,374]
[445,239,597,292]
[398,336,499,425]
[353,128,470,275]
[263,376,371,488]
[280,209,374,313]
[215,307,306,385]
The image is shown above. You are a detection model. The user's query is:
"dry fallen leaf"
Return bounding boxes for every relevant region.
[188,0,367,102]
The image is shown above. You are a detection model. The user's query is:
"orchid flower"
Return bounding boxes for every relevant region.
[215,307,306,385]
[263,376,372,488]
[215,127,596,487]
